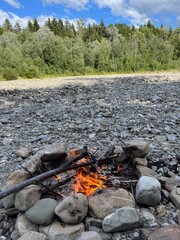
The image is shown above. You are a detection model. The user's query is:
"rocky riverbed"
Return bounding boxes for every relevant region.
[0,73,180,239]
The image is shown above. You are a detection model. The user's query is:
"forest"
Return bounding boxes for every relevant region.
[0,18,179,80]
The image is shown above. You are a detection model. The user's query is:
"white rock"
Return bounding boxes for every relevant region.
[135,176,161,206]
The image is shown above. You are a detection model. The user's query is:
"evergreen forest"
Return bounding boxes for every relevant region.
[0,18,179,80]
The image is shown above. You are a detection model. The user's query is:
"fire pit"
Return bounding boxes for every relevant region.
[0,139,180,240]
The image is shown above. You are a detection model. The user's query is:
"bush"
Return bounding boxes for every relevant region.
[3,68,18,80]
[20,65,40,78]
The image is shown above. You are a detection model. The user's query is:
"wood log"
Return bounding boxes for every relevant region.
[0,152,118,200]
[0,151,87,200]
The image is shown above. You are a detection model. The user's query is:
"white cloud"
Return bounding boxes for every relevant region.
[0,9,97,28]
[129,0,180,16]
[94,0,180,25]
[3,0,21,9]
[0,9,54,28]
[42,0,89,11]
[94,0,148,25]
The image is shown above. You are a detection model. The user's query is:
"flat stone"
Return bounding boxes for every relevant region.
[18,231,48,240]
[163,176,180,192]
[102,207,141,232]
[123,139,150,158]
[136,165,158,178]
[25,198,58,225]
[40,143,67,162]
[75,231,102,240]
[148,225,180,240]
[16,213,38,236]
[15,185,42,211]
[55,193,88,224]
[170,188,180,209]
[133,157,148,166]
[88,188,135,219]
[136,176,161,206]
[40,220,85,240]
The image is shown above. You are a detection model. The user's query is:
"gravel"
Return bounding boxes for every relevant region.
[0,73,179,189]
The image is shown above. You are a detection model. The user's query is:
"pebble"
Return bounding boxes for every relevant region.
[0,75,180,239]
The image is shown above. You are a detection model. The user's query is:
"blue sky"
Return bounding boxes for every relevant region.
[0,0,180,28]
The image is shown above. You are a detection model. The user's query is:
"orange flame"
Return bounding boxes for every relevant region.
[73,168,107,196]
[70,149,107,196]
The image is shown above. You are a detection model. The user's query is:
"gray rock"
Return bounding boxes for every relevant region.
[88,188,135,219]
[16,213,38,236]
[160,176,180,192]
[18,231,48,240]
[25,198,58,225]
[155,135,167,142]
[55,193,88,224]
[133,157,148,166]
[102,207,141,232]
[136,165,158,178]
[123,139,150,158]
[15,185,42,211]
[84,217,102,230]
[84,218,112,240]
[16,147,31,158]
[1,170,30,209]
[166,134,176,142]
[135,176,161,206]
[40,220,85,240]
[23,154,41,174]
[140,208,158,227]
[11,230,20,240]
[170,188,180,209]
[156,204,167,217]
[6,170,30,186]
[40,143,67,162]
[75,231,102,240]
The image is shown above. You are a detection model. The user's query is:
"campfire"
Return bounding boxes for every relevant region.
[0,140,180,240]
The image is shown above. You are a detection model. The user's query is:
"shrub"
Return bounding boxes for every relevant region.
[3,67,18,80]
[20,65,40,78]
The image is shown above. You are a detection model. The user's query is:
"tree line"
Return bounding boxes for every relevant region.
[0,18,179,80]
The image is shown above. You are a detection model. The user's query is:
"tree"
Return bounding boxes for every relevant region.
[14,22,21,33]
[27,20,34,32]
[2,19,13,31]
[33,18,40,32]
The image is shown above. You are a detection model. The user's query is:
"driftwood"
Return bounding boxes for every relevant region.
[0,150,118,200]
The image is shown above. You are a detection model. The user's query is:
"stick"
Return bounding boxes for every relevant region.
[0,151,87,200]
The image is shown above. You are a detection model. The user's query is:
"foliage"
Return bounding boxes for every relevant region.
[3,67,18,80]
[0,18,179,79]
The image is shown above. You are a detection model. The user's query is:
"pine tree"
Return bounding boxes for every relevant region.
[27,20,34,32]
[33,18,40,32]
[14,22,21,33]
[3,18,13,31]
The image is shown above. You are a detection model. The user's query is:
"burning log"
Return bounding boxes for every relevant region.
[0,151,118,200]
[0,151,88,200]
